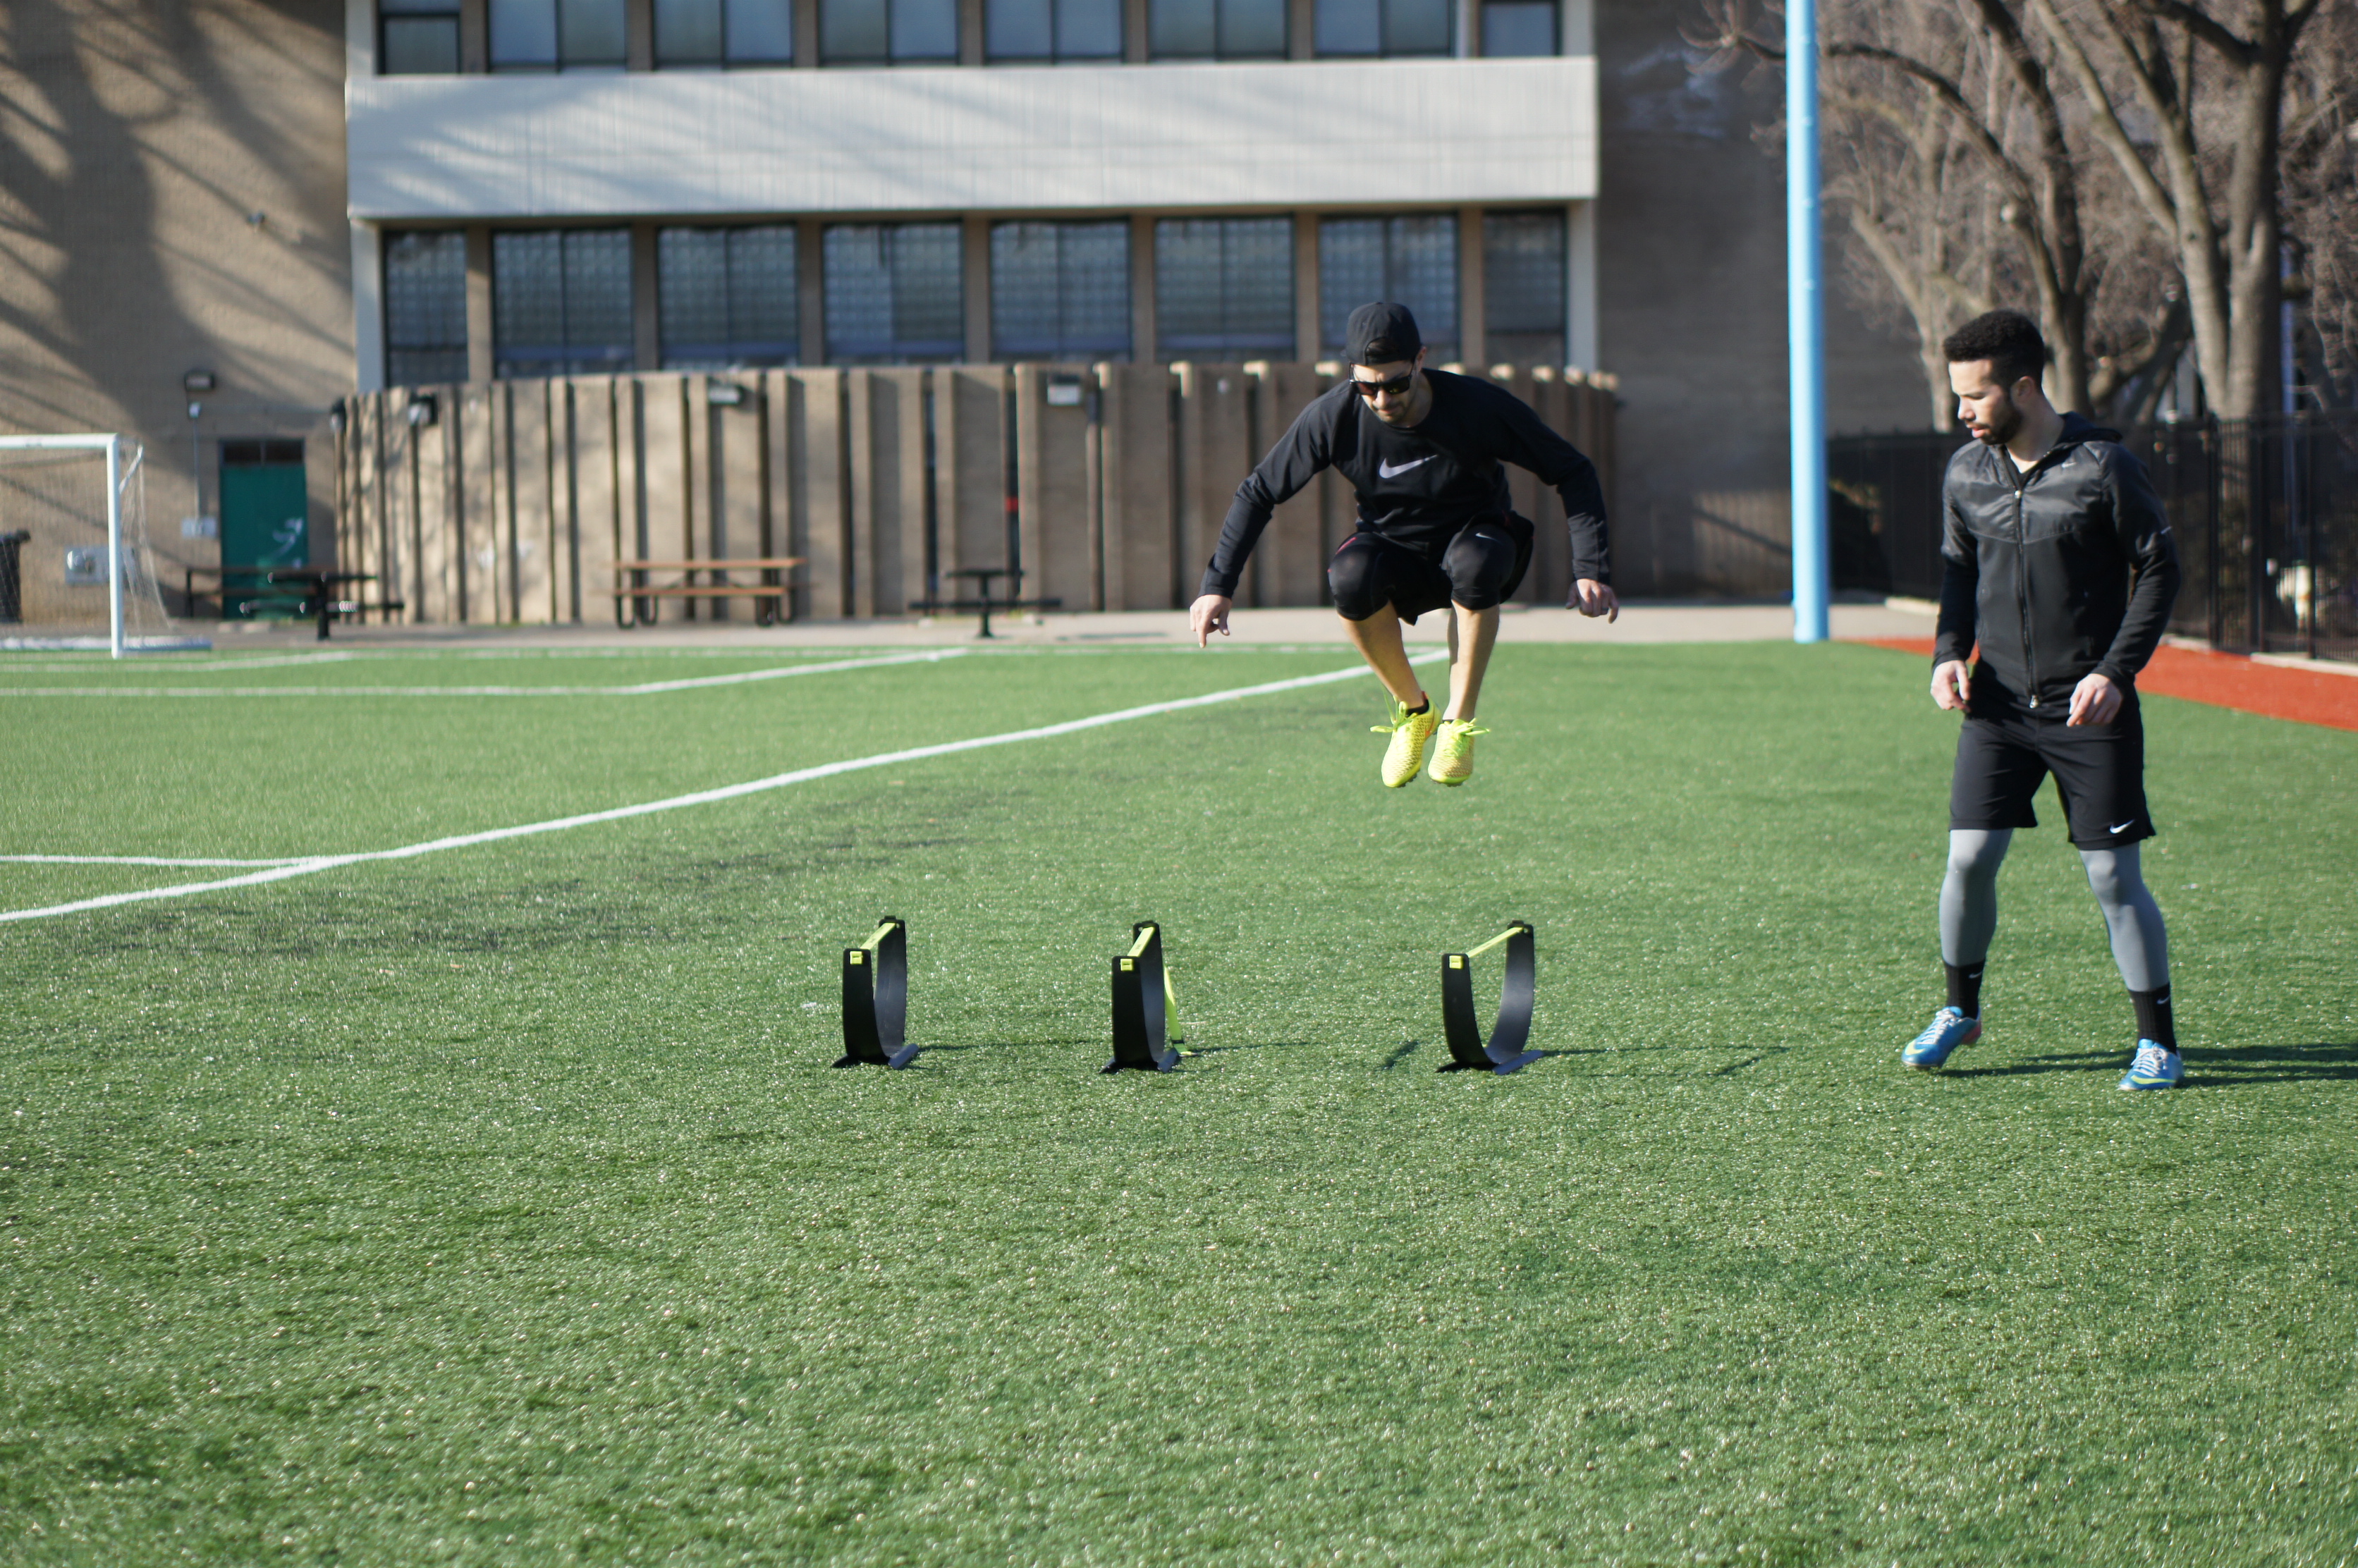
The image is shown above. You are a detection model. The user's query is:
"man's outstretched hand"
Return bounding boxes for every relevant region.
[1189,594,1233,648]
[1572,579,1620,623]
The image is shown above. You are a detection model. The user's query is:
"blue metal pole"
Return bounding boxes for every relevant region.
[1788,0,1830,642]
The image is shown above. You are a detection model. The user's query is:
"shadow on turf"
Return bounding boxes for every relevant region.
[1947,1040,2358,1086]
[1180,1040,1317,1058]
[1380,1041,1591,1072]
[2172,1039,2358,1088]
[878,1039,1325,1060]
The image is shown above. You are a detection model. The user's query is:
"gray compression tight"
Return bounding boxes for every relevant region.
[1940,828,2171,993]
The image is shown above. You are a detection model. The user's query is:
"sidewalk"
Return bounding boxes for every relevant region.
[175,599,1947,651]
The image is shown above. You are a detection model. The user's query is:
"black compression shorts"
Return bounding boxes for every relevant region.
[1950,680,2154,849]
[1328,515,1534,623]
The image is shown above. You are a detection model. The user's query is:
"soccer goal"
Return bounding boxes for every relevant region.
[0,435,208,656]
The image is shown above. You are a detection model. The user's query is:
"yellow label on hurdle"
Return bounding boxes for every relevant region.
[849,950,865,965]
[1120,957,1135,972]
[1448,955,1465,969]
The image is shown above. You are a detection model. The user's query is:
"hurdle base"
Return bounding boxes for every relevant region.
[832,1046,921,1070]
[1101,1047,1179,1074]
[1489,1048,1544,1076]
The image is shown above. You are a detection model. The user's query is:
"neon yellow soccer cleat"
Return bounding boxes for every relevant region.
[1374,701,1441,788]
[1427,718,1489,786]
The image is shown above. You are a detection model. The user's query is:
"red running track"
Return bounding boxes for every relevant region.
[1856,639,2358,733]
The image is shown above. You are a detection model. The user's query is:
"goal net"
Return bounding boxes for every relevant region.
[0,436,206,654]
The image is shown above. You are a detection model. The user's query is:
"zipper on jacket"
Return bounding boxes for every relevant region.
[2013,462,2038,706]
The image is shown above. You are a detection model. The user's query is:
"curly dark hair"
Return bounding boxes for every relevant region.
[1941,310,2048,390]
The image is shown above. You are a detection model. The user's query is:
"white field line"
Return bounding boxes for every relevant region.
[0,648,963,698]
[0,855,319,867]
[0,652,1445,924]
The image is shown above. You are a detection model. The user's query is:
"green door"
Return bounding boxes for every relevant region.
[217,439,307,618]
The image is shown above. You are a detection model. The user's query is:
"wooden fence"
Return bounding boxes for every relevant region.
[332,363,1618,625]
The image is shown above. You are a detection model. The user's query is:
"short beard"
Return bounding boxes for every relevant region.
[1972,392,2023,447]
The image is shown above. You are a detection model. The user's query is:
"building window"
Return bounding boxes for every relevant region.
[1479,0,1553,55]
[380,0,461,73]
[820,0,958,62]
[986,0,1120,59]
[1154,218,1293,360]
[489,0,627,68]
[657,0,795,63]
[823,223,963,363]
[1148,0,1284,59]
[659,227,799,369]
[991,222,1130,362]
[1319,214,1458,362]
[384,231,469,387]
[1312,0,1449,56]
[1483,209,1565,365]
[492,230,635,378]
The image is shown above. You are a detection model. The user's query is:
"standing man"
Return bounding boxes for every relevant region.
[1904,310,2186,1090]
[1187,302,1618,787]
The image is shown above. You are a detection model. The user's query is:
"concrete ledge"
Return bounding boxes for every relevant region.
[117,601,1950,651]
[348,58,1598,220]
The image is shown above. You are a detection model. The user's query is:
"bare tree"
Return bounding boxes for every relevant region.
[2278,4,2358,406]
[1813,11,2008,427]
[2029,0,2337,418]
[1694,0,2108,415]
[1696,0,2348,422]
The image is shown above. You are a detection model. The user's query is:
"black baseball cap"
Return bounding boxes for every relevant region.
[1344,302,1422,367]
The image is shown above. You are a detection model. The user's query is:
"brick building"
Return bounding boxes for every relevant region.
[0,0,1922,606]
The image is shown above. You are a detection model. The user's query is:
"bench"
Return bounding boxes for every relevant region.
[184,565,405,638]
[611,558,806,627]
[908,566,1062,639]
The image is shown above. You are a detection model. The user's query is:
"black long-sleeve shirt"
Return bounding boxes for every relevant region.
[1935,412,2180,709]
[1199,369,1611,599]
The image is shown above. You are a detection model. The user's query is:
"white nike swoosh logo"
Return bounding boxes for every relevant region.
[2108,820,2135,834]
[1378,457,1434,479]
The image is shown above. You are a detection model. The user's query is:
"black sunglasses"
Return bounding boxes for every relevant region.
[1350,371,1416,400]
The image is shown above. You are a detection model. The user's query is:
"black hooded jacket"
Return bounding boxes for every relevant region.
[1935,412,2180,710]
[1199,369,1609,600]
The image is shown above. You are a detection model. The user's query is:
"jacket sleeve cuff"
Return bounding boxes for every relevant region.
[1199,570,1240,600]
[2094,660,2135,691]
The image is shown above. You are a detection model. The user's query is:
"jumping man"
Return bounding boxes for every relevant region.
[1187,302,1617,787]
[1905,310,2187,1090]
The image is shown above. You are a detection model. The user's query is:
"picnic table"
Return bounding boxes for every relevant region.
[909,567,1062,639]
[611,558,805,627]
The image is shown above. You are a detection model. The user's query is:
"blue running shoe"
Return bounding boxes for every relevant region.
[2118,1041,2184,1090]
[1902,1006,1981,1070]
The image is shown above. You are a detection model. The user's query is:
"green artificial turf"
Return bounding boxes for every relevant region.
[1,642,2352,1565]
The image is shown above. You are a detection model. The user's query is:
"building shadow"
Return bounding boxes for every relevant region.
[2156,1040,2358,1089]
[1949,1041,2357,1087]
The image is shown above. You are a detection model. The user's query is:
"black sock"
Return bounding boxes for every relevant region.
[2132,986,2176,1052]
[1406,697,1429,715]
[1944,962,1984,1019]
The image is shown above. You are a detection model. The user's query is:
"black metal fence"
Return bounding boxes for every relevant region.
[1829,413,2358,663]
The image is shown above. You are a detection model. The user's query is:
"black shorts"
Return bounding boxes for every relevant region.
[1327,514,1534,623]
[1950,682,2154,849]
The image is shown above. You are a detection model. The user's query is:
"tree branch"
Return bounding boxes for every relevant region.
[1825,42,2041,204]
[1684,0,1784,65]
[2027,0,2181,235]
[2126,0,2256,64]
[2084,0,2222,235]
